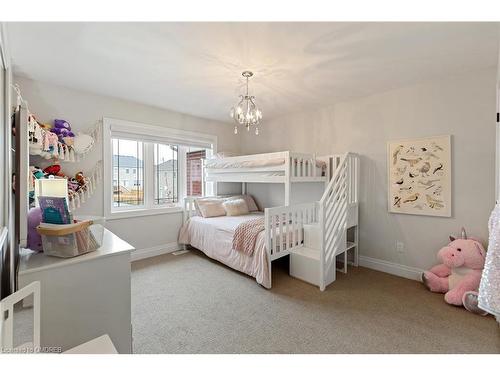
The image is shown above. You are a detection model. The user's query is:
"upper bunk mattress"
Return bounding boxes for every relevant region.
[205,157,327,170]
[205,157,285,169]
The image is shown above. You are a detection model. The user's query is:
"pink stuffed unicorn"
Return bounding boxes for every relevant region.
[422,228,486,306]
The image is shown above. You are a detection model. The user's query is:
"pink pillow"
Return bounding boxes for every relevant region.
[195,198,226,218]
[223,199,249,216]
[227,194,259,211]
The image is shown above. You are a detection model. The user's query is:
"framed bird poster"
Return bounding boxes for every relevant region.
[387,135,451,217]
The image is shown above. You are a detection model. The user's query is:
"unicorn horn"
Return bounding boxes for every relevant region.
[461,227,467,239]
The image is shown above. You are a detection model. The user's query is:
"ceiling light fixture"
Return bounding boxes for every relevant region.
[230,71,262,135]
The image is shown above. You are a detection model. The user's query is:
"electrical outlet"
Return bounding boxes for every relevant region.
[396,241,405,253]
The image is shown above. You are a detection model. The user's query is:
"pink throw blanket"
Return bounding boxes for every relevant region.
[233,217,265,256]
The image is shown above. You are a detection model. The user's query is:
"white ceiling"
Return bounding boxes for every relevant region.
[6,22,500,123]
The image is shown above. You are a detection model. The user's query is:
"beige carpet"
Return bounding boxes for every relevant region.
[131,250,500,354]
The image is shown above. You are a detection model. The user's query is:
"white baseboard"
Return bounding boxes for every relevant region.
[131,242,182,262]
[359,255,424,282]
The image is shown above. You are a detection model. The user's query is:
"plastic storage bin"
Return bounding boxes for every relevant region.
[37,217,105,258]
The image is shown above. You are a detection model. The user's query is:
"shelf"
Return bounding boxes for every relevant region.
[346,241,357,251]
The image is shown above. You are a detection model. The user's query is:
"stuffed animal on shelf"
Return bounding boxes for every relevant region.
[422,227,486,306]
[68,178,80,193]
[51,119,75,145]
[31,166,44,180]
[75,171,88,191]
[43,164,63,177]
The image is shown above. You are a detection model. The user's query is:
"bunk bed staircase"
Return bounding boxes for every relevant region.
[289,153,359,291]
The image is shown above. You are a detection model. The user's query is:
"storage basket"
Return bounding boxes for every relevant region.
[37,218,104,258]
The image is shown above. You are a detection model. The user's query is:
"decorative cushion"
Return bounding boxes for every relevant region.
[223,199,249,216]
[227,194,259,212]
[195,198,226,218]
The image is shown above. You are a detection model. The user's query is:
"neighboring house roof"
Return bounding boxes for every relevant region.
[113,155,177,170]
[113,155,142,168]
[156,159,177,170]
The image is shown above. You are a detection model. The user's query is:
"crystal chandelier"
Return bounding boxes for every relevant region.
[230,71,262,135]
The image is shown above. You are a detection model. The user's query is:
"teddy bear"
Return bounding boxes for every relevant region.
[422,227,486,306]
[51,119,75,145]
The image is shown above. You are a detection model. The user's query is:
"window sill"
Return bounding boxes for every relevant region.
[106,206,183,220]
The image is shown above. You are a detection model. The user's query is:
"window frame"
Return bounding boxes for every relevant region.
[152,142,179,207]
[103,117,217,220]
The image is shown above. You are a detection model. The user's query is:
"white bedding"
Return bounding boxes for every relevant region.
[178,213,271,288]
[205,157,285,169]
[205,157,327,170]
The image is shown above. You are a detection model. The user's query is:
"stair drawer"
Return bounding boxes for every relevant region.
[290,248,321,286]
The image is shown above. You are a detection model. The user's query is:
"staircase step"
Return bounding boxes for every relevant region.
[289,246,335,287]
[346,241,356,251]
[290,247,320,286]
[303,223,321,250]
[290,246,320,260]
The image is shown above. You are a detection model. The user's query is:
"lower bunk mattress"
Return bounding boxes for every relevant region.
[178,212,270,288]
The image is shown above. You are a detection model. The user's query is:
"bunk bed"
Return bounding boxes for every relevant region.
[179,151,360,290]
[204,151,332,205]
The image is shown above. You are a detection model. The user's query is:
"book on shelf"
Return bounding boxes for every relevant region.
[38,196,72,224]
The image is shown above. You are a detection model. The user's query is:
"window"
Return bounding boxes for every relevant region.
[104,118,216,218]
[154,144,178,205]
[112,139,144,207]
[186,148,206,196]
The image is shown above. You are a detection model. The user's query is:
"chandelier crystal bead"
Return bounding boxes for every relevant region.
[230,71,262,135]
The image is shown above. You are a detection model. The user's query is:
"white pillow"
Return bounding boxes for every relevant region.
[226,194,259,212]
[195,198,226,218]
[223,199,249,216]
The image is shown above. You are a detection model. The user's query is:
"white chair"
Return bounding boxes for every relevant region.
[0,281,117,354]
[0,281,41,353]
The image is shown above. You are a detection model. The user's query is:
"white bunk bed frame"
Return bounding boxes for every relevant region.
[203,151,331,206]
[183,151,360,291]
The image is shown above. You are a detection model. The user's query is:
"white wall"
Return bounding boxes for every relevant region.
[15,75,240,251]
[241,68,497,271]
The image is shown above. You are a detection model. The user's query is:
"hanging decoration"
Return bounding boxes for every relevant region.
[14,83,103,211]
[29,160,102,210]
[13,84,101,162]
[67,160,103,210]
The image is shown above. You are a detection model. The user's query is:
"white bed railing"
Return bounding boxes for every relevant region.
[264,202,318,261]
[318,153,359,290]
[289,153,318,180]
[204,151,328,183]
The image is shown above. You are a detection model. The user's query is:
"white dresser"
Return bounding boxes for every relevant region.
[18,228,134,353]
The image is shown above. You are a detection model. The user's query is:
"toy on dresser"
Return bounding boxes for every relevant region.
[422,227,486,309]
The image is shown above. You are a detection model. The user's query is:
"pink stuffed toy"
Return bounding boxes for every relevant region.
[422,227,486,306]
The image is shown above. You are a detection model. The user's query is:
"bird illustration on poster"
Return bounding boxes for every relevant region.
[387,135,451,217]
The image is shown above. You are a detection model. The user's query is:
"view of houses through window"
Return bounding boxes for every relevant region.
[112,138,144,207]
[153,143,178,205]
[112,138,209,209]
